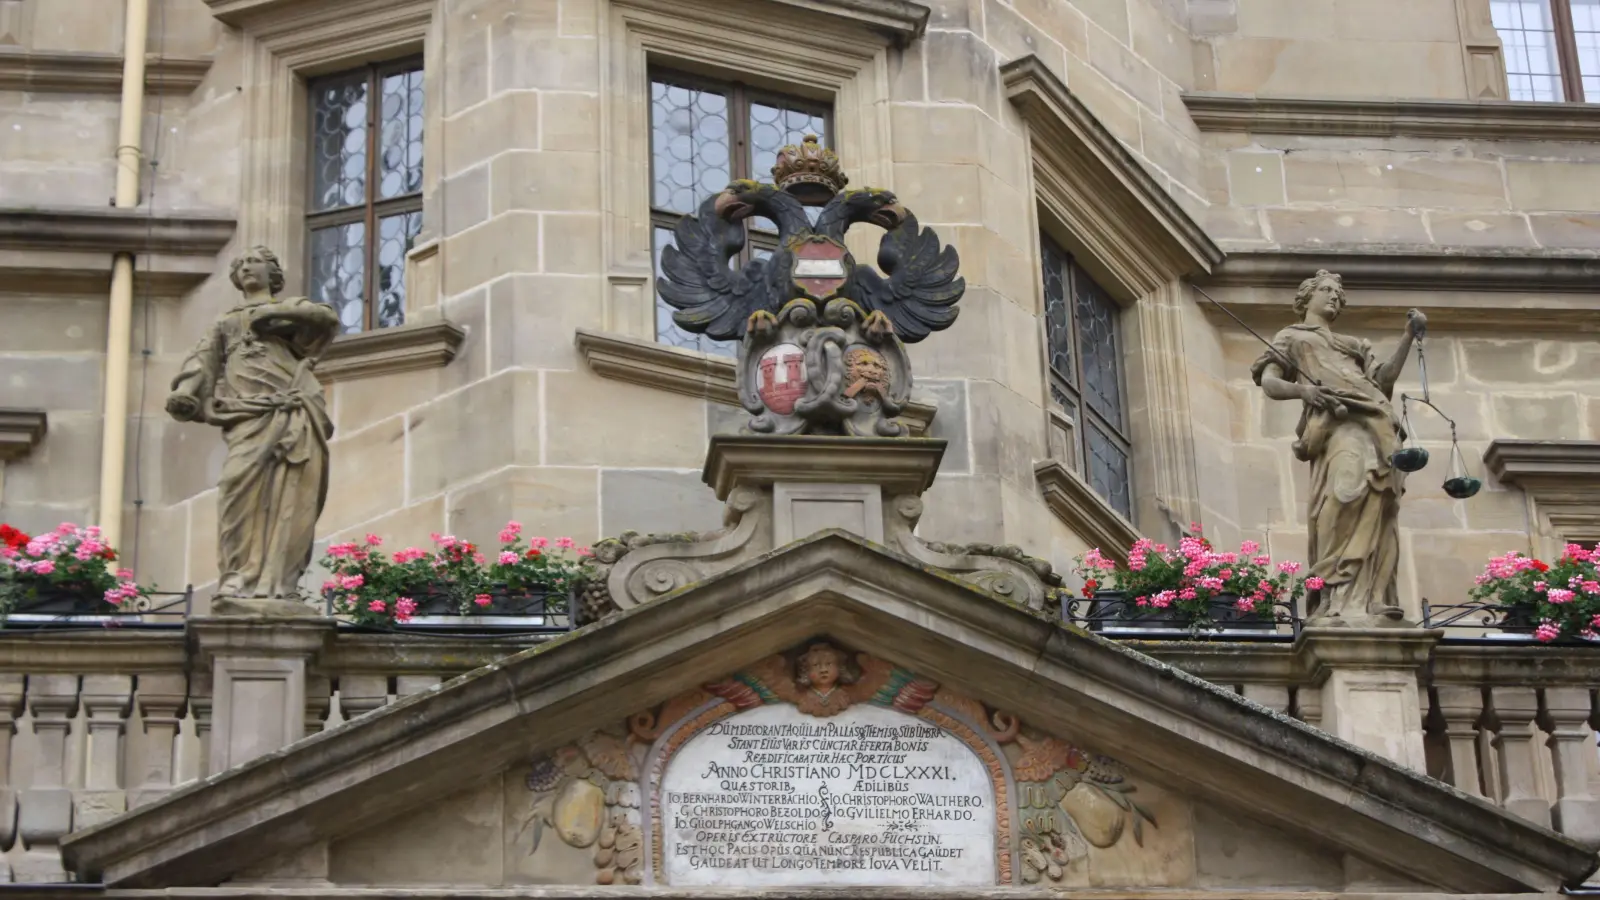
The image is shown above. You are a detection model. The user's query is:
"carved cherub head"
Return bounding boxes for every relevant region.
[796,642,857,694]
[230,245,286,296]
[1292,269,1345,322]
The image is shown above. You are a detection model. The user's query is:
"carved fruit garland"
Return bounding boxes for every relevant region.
[520,733,644,885]
[1013,733,1158,884]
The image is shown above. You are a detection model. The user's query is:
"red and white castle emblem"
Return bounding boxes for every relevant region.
[757,344,807,415]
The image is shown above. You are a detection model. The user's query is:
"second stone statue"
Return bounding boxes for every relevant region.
[166,246,339,616]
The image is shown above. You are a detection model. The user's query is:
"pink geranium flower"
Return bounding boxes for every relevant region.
[1305,576,1325,591]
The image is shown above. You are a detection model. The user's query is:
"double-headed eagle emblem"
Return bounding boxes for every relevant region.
[657,136,965,436]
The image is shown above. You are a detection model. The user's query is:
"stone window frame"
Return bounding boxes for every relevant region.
[210,0,458,382]
[599,0,902,348]
[1489,0,1596,101]
[1483,439,1600,559]
[1003,55,1224,552]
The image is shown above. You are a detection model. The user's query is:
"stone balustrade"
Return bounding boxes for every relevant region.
[0,620,1594,880]
[0,623,557,881]
[1142,638,1600,846]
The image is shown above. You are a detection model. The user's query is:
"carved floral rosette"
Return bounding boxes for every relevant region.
[739,298,914,437]
[515,641,1157,887]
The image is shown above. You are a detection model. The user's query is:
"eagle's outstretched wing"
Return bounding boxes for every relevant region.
[853,212,964,343]
[656,193,774,342]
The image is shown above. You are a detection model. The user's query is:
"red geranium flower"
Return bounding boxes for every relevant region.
[0,524,28,548]
[1534,560,1551,572]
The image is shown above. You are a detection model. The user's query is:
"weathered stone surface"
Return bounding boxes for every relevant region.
[598,468,723,537]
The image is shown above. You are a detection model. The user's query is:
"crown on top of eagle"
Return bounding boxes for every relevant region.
[772,134,848,204]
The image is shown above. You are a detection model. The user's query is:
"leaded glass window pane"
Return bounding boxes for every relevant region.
[651,79,731,215]
[1086,424,1132,518]
[378,68,425,200]
[1039,228,1132,517]
[310,222,367,334]
[647,70,831,358]
[1573,0,1600,98]
[306,58,424,333]
[311,72,368,213]
[1074,273,1123,431]
[1041,234,1073,385]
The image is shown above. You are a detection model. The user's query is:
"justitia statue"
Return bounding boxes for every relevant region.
[1250,270,1426,625]
[166,246,338,612]
[657,135,964,436]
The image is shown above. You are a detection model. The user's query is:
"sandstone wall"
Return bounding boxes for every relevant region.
[0,0,1592,614]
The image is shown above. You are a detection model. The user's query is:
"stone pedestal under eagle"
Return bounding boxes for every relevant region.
[657,136,965,437]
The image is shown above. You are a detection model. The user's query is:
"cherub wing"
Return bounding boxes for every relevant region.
[853,212,964,343]
[704,654,799,708]
[848,653,938,711]
[657,193,774,342]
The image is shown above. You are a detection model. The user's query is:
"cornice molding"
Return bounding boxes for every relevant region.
[1197,249,1600,333]
[1182,92,1600,142]
[0,409,47,463]
[1034,459,1142,564]
[0,50,211,95]
[1484,440,1600,490]
[1003,56,1222,299]
[317,320,465,382]
[0,207,236,256]
[574,328,938,436]
[769,0,930,42]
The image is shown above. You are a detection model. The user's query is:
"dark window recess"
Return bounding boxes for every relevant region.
[648,69,830,356]
[306,59,424,333]
[1040,231,1133,519]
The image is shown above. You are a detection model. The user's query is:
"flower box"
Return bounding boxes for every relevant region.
[2,522,146,625]
[1075,591,1276,632]
[392,585,574,630]
[1469,545,1600,643]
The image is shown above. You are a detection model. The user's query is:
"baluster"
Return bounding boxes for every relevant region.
[306,675,333,736]
[1241,683,1291,715]
[132,673,187,807]
[76,675,133,827]
[1544,687,1600,842]
[16,675,78,882]
[1489,687,1552,826]
[1434,685,1487,798]
[395,675,441,697]
[0,675,23,882]
[338,675,389,720]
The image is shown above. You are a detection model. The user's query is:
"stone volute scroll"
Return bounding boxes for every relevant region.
[166,246,339,617]
[1249,270,1428,628]
[657,135,964,437]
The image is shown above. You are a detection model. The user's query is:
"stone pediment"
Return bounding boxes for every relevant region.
[62,532,1595,893]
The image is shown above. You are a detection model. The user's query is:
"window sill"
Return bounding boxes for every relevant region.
[1034,459,1141,563]
[0,409,47,463]
[574,328,937,436]
[317,320,465,383]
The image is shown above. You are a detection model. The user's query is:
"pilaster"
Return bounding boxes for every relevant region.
[190,619,335,775]
[1296,628,1441,771]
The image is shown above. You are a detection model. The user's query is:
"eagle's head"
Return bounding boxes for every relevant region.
[840,187,906,231]
[713,179,778,223]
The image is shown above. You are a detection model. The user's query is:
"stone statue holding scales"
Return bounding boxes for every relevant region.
[1250,270,1427,626]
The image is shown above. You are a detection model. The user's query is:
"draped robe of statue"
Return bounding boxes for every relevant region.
[1251,324,1406,621]
[169,297,338,599]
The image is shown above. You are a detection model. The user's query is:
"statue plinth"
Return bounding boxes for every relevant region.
[703,434,944,545]
[191,617,334,775]
[586,434,1059,619]
[1295,626,1442,772]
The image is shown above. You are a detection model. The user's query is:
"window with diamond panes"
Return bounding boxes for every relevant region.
[648,70,829,356]
[1040,232,1133,519]
[306,59,424,334]
[1491,0,1600,100]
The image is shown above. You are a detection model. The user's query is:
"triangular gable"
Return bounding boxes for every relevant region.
[62,532,1596,892]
